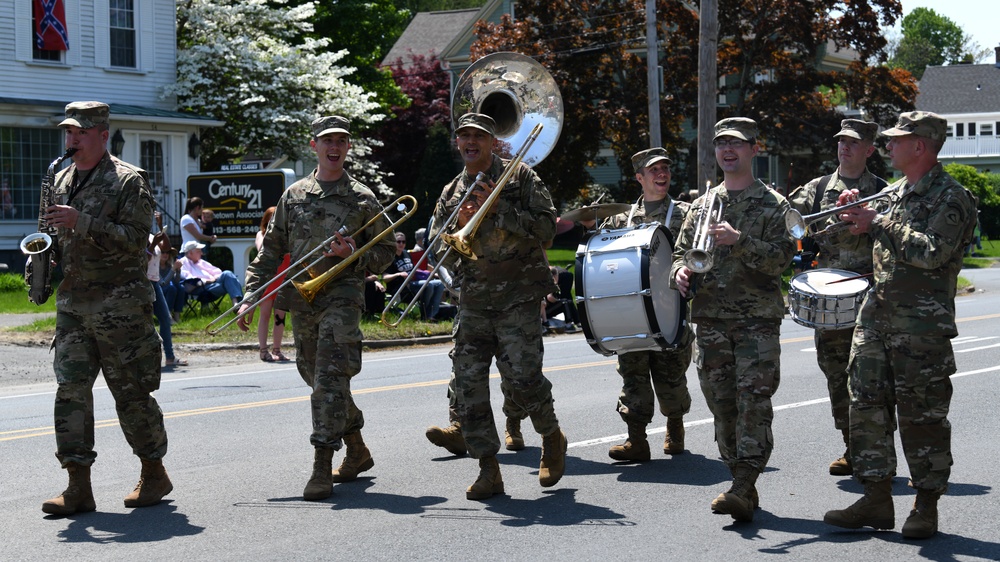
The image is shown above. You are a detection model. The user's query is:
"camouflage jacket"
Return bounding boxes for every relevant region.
[788,168,885,273]
[605,196,690,243]
[432,154,556,311]
[857,164,978,336]
[670,179,796,321]
[245,169,395,312]
[52,152,154,314]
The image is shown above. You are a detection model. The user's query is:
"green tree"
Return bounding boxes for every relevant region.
[168,0,387,192]
[889,7,967,79]
[945,164,999,238]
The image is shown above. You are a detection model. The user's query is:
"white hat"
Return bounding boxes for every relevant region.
[181,241,205,254]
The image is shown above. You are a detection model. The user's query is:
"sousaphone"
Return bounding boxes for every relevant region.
[451,51,563,167]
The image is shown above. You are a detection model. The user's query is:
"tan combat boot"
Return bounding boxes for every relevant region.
[42,463,97,515]
[539,429,567,487]
[466,456,504,500]
[333,431,375,483]
[711,465,759,512]
[901,488,942,539]
[664,417,685,454]
[609,425,650,462]
[302,448,335,501]
[824,477,895,530]
[829,428,853,476]
[123,458,173,508]
[425,422,467,456]
[505,417,525,451]
[712,464,760,522]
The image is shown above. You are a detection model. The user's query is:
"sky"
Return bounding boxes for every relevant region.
[898,0,998,58]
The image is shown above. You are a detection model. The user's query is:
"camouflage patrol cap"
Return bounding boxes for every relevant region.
[311,115,351,138]
[59,101,110,129]
[455,113,496,136]
[881,111,948,142]
[714,117,758,141]
[631,147,672,173]
[834,119,878,142]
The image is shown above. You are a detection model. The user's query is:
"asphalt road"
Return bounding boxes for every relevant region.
[2,268,1000,561]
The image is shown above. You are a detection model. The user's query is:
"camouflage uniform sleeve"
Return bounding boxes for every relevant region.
[73,164,152,256]
[729,192,796,277]
[870,184,977,270]
[787,177,819,216]
[245,192,290,294]
[492,164,557,242]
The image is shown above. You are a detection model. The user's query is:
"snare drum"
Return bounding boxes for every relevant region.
[787,268,870,330]
[575,223,685,355]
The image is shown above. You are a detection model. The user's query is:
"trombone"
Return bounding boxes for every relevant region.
[683,190,725,273]
[441,123,544,260]
[379,180,479,327]
[204,195,418,335]
[784,191,892,240]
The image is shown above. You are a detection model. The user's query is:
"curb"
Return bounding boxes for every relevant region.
[178,334,454,353]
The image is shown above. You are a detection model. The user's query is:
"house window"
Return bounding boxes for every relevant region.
[0,127,64,221]
[956,123,964,138]
[30,9,63,62]
[946,125,954,139]
[982,124,994,138]
[969,123,977,137]
[109,0,136,68]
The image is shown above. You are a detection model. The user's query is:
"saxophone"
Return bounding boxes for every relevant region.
[21,147,77,305]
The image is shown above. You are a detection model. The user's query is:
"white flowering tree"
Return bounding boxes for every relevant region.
[166,0,390,194]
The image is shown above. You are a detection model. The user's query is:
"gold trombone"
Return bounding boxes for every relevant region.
[683,190,725,273]
[204,195,418,335]
[784,191,892,240]
[441,123,544,260]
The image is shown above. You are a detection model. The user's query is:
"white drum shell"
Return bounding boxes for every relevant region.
[576,224,685,355]
[787,268,870,330]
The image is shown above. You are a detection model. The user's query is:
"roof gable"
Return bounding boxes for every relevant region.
[916,64,1000,115]
[382,9,481,68]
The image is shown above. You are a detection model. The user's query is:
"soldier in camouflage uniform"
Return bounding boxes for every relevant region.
[787,119,886,476]
[824,111,978,539]
[597,148,693,462]
[41,102,172,515]
[671,118,796,523]
[239,116,395,501]
[431,113,567,500]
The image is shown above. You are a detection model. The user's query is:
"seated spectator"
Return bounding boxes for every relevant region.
[178,240,243,307]
[383,232,445,321]
[159,248,187,323]
[364,270,386,320]
[148,232,186,367]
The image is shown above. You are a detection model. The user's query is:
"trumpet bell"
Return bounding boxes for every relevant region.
[785,210,808,240]
[452,51,563,167]
[684,249,714,273]
[20,232,52,255]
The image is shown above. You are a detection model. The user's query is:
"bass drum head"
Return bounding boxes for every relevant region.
[575,224,685,355]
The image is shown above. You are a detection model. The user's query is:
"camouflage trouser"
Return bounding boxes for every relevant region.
[444,315,526,424]
[848,326,955,492]
[53,308,166,466]
[694,319,780,472]
[815,327,854,430]
[294,304,365,450]
[451,300,559,458]
[616,343,693,428]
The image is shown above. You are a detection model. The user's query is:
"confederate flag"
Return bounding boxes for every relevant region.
[33,0,69,51]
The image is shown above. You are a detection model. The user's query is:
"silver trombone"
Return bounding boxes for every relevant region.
[379,179,480,327]
[683,190,725,273]
[784,191,892,240]
[205,195,417,335]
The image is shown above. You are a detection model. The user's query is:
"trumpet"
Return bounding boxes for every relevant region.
[784,191,892,240]
[683,190,725,273]
[204,195,417,335]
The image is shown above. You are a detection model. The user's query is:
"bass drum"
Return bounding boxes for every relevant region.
[575,223,686,356]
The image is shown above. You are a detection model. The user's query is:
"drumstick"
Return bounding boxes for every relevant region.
[825,272,873,285]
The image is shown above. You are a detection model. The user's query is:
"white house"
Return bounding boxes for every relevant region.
[915,46,1000,173]
[0,0,222,271]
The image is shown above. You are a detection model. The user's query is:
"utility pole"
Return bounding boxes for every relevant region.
[646,0,661,147]
[697,0,718,192]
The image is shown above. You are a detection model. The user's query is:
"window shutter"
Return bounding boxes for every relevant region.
[95,0,110,68]
[66,0,81,66]
[14,1,30,62]
[139,1,154,71]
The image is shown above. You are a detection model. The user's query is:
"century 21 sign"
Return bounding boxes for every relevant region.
[186,169,294,239]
